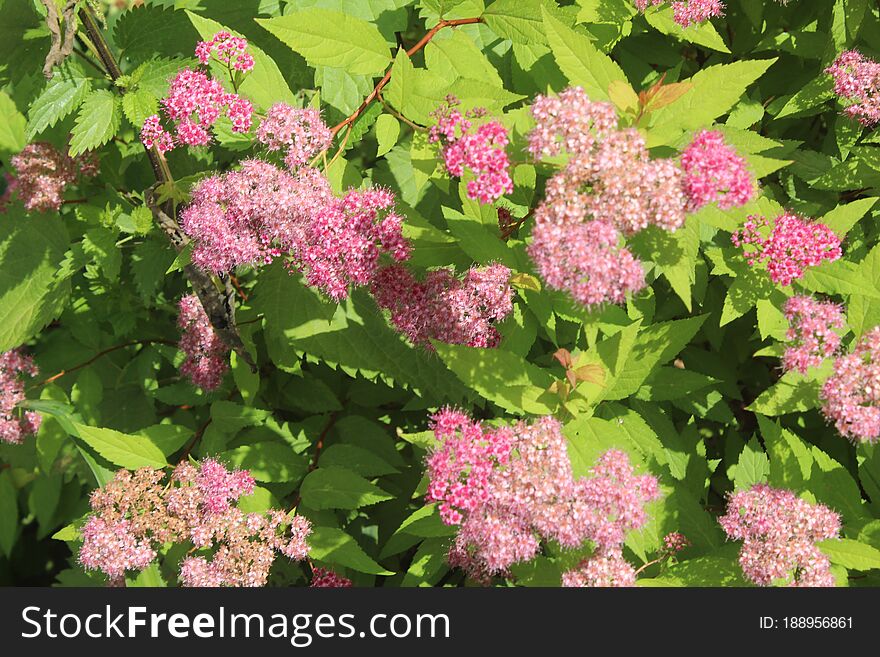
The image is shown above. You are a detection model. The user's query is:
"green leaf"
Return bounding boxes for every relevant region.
[0,471,18,557]
[818,538,880,571]
[257,10,391,76]
[0,212,70,352]
[483,0,546,44]
[319,444,399,477]
[300,466,393,510]
[0,90,25,155]
[69,90,121,156]
[26,65,91,139]
[748,371,822,416]
[122,89,158,128]
[542,7,626,101]
[798,260,880,299]
[644,6,730,53]
[138,424,193,456]
[433,343,556,415]
[308,526,394,575]
[648,59,777,146]
[775,76,834,119]
[821,197,878,238]
[186,12,296,109]
[733,437,770,490]
[374,113,400,156]
[219,442,308,483]
[126,563,166,587]
[73,423,168,469]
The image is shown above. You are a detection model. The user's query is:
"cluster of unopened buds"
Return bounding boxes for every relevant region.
[6,142,97,212]
[79,459,312,587]
[825,50,880,127]
[781,295,845,375]
[0,349,41,445]
[731,213,841,286]
[821,326,880,443]
[141,32,255,153]
[311,568,353,588]
[425,409,660,586]
[177,294,230,391]
[429,97,513,205]
[720,484,840,587]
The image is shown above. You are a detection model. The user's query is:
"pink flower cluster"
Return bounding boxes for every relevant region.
[181,161,409,299]
[680,130,754,211]
[781,295,844,374]
[527,87,687,308]
[719,484,840,587]
[79,460,312,586]
[825,50,880,126]
[731,213,842,287]
[821,326,880,443]
[0,349,41,445]
[430,98,513,204]
[177,294,229,390]
[425,409,659,584]
[311,568,353,588]
[256,103,333,169]
[9,142,97,212]
[141,67,253,152]
[195,32,255,72]
[634,0,725,28]
[371,263,513,349]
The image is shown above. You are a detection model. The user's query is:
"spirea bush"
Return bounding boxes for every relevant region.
[2,0,880,589]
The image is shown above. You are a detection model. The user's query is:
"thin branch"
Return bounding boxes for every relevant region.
[326,17,483,140]
[30,339,176,389]
[290,413,339,510]
[77,5,255,372]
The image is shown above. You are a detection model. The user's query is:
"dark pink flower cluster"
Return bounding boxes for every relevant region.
[731,213,842,287]
[195,31,255,72]
[0,349,41,445]
[527,87,687,309]
[634,0,725,28]
[429,98,513,204]
[680,129,754,211]
[9,142,97,212]
[311,568,353,588]
[825,50,880,126]
[821,326,880,443]
[782,295,844,375]
[371,263,513,349]
[80,460,312,586]
[180,160,409,300]
[425,410,660,584]
[177,294,229,391]
[141,67,253,152]
[720,484,840,587]
[256,103,333,169]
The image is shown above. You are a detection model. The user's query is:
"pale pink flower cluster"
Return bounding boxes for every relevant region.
[79,460,312,586]
[429,98,513,204]
[781,295,844,374]
[256,103,333,169]
[195,31,255,72]
[141,67,253,152]
[9,142,97,212]
[180,160,409,299]
[821,326,880,442]
[527,87,687,308]
[371,263,513,349]
[177,294,229,391]
[425,409,659,583]
[561,551,636,587]
[825,50,880,127]
[311,568,353,588]
[634,0,725,27]
[719,484,840,587]
[731,213,842,287]
[680,130,754,211]
[0,349,41,445]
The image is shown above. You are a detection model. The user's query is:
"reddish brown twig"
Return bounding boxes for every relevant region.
[30,338,176,389]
